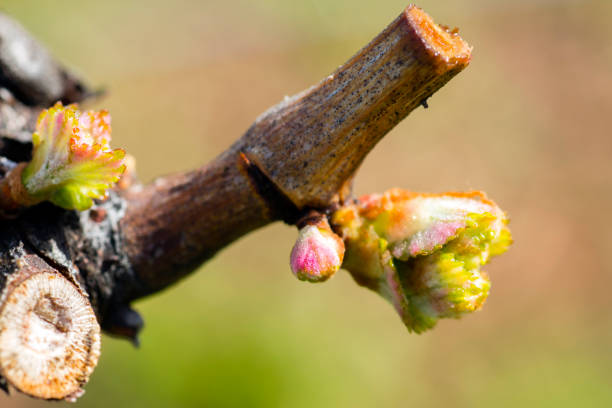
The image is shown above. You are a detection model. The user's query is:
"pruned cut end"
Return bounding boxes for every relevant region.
[402,5,472,71]
[0,271,101,401]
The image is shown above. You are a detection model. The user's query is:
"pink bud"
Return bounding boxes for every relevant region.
[290,219,345,283]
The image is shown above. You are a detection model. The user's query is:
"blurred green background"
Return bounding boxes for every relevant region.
[1,0,611,406]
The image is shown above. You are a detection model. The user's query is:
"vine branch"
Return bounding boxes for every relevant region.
[121,5,472,297]
[0,5,474,401]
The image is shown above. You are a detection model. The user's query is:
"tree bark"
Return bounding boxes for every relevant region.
[0,5,471,400]
[121,6,472,297]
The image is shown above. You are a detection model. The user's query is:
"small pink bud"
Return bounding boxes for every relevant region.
[290,218,345,283]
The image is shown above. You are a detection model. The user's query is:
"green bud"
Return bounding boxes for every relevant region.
[332,189,512,332]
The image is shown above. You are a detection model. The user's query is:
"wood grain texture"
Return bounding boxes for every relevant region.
[0,227,100,401]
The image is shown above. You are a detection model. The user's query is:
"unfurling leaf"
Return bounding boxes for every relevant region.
[331,189,512,333]
[22,102,126,210]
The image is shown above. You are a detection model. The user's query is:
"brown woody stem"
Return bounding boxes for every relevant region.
[0,163,40,218]
[0,5,472,401]
[120,5,472,297]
